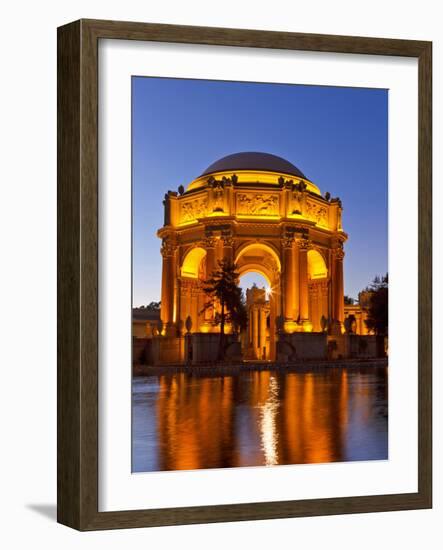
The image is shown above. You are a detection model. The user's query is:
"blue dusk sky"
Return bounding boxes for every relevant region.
[132,77,388,306]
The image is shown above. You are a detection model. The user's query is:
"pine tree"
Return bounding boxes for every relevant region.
[202,259,247,360]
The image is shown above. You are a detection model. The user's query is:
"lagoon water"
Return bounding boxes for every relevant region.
[132,367,388,472]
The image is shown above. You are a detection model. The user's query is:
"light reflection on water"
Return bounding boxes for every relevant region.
[132,367,388,473]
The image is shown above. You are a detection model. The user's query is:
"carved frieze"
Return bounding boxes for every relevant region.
[180,196,208,222]
[305,200,328,227]
[236,193,279,216]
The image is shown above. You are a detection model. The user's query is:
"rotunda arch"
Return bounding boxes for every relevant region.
[307,249,328,280]
[235,241,281,273]
[181,246,207,279]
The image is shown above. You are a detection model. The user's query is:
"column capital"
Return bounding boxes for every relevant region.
[221,234,234,247]
[202,236,217,249]
[296,238,312,251]
[161,237,176,258]
[332,247,345,260]
[282,235,294,249]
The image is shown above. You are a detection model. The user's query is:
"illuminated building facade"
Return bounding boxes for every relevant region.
[244,285,271,360]
[157,152,347,362]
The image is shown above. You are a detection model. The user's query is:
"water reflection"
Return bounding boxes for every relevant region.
[132,367,388,472]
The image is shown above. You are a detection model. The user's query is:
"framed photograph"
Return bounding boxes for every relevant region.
[57,19,432,530]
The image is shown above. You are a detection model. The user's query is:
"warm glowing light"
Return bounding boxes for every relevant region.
[259,376,279,466]
[265,285,272,300]
[181,247,206,278]
[284,320,299,334]
[199,322,212,333]
[307,249,328,280]
[235,243,282,273]
[186,169,322,196]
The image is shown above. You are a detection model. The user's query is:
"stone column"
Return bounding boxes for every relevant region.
[260,307,267,358]
[197,284,205,331]
[309,283,320,331]
[204,236,217,278]
[293,245,300,320]
[190,283,199,333]
[160,237,176,335]
[320,280,329,328]
[298,240,310,322]
[222,234,234,263]
[333,247,345,328]
[269,295,276,360]
[283,235,295,321]
[180,279,190,326]
[203,236,217,321]
[252,307,259,358]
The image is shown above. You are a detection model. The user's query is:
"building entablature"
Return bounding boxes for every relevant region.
[160,167,345,235]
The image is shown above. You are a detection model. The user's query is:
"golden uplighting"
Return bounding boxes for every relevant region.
[199,322,212,333]
[181,247,206,278]
[307,249,328,280]
[284,320,299,334]
[187,169,322,195]
[259,375,280,466]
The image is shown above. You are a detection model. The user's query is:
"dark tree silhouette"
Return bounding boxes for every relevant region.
[202,259,248,360]
[344,295,355,305]
[365,274,388,335]
[145,301,161,311]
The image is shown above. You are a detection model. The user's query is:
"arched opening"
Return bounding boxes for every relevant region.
[307,249,328,332]
[178,247,207,334]
[181,247,206,279]
[235,242,281,273]
[307,249,328,280]
[239,271,275,361]
[234,244,281,361]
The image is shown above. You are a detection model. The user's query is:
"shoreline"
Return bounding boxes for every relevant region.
[133,357,388,377]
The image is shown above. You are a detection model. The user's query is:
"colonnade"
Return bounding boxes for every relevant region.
[160,234,345,338]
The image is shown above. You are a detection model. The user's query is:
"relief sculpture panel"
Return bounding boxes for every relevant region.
[305,200,328,227]
[236,193,279,216]
[180,196,208,223]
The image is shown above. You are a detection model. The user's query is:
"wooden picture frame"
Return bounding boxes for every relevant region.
[57,18,432,530]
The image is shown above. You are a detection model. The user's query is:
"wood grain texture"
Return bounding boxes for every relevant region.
[57,20,81,528]
[417,41,432,506]
[57,19,432,531]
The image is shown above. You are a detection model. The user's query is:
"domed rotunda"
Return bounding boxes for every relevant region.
[157,152,347,361]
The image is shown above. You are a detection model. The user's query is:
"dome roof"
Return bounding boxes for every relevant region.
[200,152,307,179]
